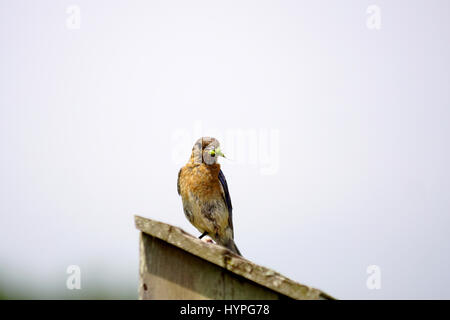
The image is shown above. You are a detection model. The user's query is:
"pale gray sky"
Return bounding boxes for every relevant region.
[1,0,449,299]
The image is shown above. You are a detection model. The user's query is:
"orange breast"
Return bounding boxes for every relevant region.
[179,163,222,200]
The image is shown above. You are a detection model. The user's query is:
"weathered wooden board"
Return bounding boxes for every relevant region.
[139,233,286,299]
[135,215,334,300]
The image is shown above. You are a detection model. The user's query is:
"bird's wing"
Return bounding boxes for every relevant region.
[177,168,182,195]
[218,169,234,232]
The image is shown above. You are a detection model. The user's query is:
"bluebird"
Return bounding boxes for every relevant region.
[177,137,241,255]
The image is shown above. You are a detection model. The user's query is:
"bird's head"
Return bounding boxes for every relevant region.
[191,137,225,165]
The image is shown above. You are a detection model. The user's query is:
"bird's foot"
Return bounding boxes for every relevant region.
[204,237,214,244]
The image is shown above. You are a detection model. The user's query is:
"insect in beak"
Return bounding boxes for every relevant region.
[215,147,225,158]
[209,148,226,158]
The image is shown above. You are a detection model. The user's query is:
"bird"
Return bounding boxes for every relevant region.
[177,137,241,255]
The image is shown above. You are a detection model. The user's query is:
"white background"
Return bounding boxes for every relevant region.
[1,0,449,299]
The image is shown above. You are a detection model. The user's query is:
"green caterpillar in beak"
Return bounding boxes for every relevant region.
[209,147,225,158]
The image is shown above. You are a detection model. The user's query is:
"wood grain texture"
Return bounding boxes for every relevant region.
[139,233,284,299]
[135,215,335,300]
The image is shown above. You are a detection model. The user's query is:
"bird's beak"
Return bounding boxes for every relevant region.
[215,147,226,158]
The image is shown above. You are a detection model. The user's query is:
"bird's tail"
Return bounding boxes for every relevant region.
[224,238,241,256]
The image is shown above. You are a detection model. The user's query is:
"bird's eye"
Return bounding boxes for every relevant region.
[209,149,216,157]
